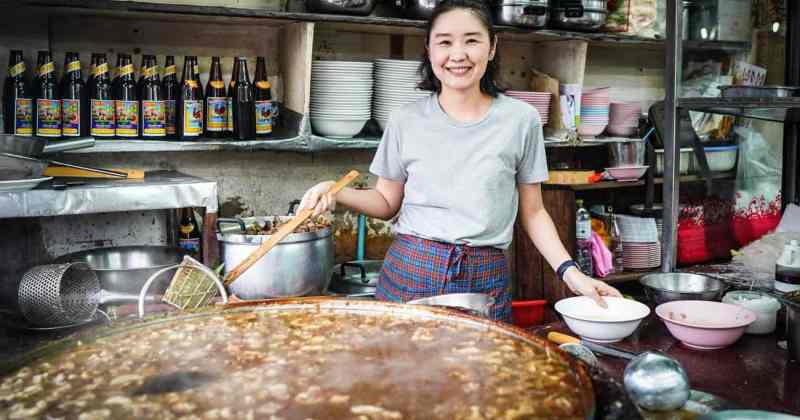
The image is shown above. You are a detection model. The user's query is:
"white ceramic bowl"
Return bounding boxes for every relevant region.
[555,296,651,343]
[310,117,369,138]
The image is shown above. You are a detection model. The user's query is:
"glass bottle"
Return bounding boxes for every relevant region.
[114,54,139,138]
[3,50,33,136]
[35,50,61,138]
[140,55,166,139]
[253,56,274,137]
[60,52,89,137]
[575,199,594,276]
[89,53,115,138]
[176,56,203,139]
[232,57,255,140]
[204,56,227,138]
[162,55,178,139]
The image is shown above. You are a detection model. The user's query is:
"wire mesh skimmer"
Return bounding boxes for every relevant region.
[16,262,102,327]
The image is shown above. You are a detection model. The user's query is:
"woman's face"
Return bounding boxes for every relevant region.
[428,9,496,94]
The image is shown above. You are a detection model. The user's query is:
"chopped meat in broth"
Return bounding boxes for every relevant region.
[0,310,588,419]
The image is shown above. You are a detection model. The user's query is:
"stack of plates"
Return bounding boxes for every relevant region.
[579,87,610,138]
[373,59,429,130]
[622,242,661,270]
[506,90,551,125]
[310,60,373,138]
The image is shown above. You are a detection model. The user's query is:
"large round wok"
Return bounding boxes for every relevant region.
[0,298,595,419]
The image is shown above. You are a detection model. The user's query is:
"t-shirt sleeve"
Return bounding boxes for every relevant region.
[369,114,407,182]
[516,117,549,184]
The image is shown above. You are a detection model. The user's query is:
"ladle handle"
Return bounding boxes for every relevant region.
[223,170,360,286]
[548,331,581,345]
[549,331,638,360]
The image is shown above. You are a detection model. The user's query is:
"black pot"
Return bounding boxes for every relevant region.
[328,260,382,296]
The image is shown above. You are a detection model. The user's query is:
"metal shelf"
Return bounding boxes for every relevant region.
[0,171,217,218]
[13,0,725,49]
[678,97,800,123]
[683,40,750,52]
[61,135,382,153]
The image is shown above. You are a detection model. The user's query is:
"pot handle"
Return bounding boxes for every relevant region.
[342,262,369,284]
[216,218,246,233]
[287,199,301,216]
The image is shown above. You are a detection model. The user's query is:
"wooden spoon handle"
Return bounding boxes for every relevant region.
[223,170,360,287]
[547,331,581,345]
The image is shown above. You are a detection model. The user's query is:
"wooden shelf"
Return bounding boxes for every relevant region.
[544,171,736,191]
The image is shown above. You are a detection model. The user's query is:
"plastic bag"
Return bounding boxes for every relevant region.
[733,126,782,246]
[604,0,659,38]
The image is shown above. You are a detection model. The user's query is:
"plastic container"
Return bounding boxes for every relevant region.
[696,145,738,172]
[511,300,547,328]
[722,291,781,334]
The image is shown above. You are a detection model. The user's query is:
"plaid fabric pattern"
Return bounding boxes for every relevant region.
[376,234,512,323]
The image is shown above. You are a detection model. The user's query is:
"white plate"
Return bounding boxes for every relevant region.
[0,176,53,193]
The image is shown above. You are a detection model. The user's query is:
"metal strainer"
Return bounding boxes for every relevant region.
[18,263,101,327]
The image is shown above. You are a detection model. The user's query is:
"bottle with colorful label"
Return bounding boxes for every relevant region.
[204,56,227,138]
[140,55,166,139]
[89,53,114,138]
[2,50,33,136]
[254,56,274,137]
[177,56,203,139]
[35,51,61,138]
[113,54,138,138]
[60,52,89,137]
[162,55,178,139]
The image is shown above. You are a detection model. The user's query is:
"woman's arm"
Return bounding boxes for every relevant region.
[517,183,622,306]
[299,177,405,221]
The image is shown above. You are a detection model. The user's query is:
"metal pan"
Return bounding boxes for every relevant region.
[0,297,596,418]
[0,135,126,179]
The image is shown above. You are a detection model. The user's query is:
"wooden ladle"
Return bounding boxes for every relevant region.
[223,170,360,287]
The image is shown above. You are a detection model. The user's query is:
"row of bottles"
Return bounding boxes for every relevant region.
[2,50,274,140]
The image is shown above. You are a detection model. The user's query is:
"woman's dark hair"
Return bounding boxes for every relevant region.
[417,0,504,97]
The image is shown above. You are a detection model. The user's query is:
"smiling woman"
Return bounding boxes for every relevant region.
[418,1,502,99]
[298,0,622,323]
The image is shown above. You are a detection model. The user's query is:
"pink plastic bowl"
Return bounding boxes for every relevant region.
[606,165,648,181]
[655,301,756,350]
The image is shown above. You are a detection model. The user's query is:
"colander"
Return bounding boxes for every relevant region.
[2,263,153,327]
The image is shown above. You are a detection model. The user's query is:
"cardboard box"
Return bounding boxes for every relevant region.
[545,170,595,185]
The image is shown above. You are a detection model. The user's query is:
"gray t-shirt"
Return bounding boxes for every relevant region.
[370,93,549,250]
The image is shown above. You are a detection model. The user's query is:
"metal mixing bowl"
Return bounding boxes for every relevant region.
[56,246,187,295]
[639,273,726,304]
[608,140,646,167]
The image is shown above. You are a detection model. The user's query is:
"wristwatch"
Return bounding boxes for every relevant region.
[556,260,580,282]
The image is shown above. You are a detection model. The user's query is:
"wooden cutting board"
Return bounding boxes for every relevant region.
[44,167,145,179]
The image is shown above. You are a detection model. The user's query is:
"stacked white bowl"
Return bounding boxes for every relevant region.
[310,60,373,138]
[373,59,430,130]
[505,90,551,125]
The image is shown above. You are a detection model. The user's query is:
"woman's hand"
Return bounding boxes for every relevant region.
[562,268,622,308]
[298,181,336,216]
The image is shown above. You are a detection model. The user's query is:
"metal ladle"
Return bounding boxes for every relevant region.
[549,332,690,411]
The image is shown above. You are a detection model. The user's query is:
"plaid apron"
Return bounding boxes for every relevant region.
[376,234,512,323]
